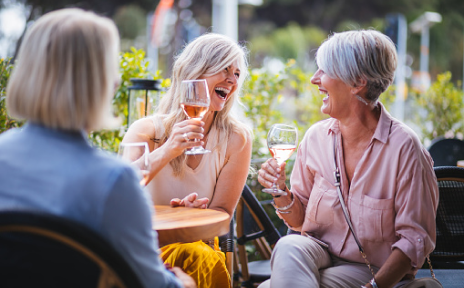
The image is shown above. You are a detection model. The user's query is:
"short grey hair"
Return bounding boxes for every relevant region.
[315,30,397,102]
[7,8,120,131]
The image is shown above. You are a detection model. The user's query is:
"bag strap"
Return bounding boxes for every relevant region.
[332,134,376,278]
[332,133,437,280]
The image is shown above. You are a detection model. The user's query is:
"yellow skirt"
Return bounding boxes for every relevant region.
[160,238,231,288]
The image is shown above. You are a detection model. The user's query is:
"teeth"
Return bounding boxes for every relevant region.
[215,87,230,94]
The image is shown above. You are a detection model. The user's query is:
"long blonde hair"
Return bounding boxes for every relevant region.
[156,33,251,176]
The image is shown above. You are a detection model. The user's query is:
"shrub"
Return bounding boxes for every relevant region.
[89,47,167,153]
[0,58,23,133]
[413,72,464,143]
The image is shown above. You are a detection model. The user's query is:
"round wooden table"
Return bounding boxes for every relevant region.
[152,205,230,247]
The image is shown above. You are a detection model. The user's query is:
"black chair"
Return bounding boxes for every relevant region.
[430,166,464,268]
[0,210,143,288]
[428,138,464,167]
[219,218,235,287]
[414,166,464,286]
[235,185,282,288]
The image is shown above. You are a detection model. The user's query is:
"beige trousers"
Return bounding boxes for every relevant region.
[258,234,412,288]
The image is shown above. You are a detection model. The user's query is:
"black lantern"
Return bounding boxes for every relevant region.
[127,78,163,127]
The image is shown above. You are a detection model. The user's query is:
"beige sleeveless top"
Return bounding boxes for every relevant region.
[146,115,228,206]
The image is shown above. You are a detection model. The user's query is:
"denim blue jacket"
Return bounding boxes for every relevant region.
[0,123,181,288]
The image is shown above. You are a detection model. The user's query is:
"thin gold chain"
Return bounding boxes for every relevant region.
[360,251,376,278]
[426,255,436,279]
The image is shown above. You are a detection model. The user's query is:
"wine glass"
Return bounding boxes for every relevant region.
[180,79,211,155]
[118,142,151,186]
[262,124,298,196]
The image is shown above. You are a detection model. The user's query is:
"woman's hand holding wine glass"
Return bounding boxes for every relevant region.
[180,79,211,155]
[260,124,298,197]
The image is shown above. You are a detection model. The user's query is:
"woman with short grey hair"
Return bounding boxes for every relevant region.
[258,30,438,288]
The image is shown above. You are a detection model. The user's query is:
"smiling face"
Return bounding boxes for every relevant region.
[201,59,240,112]
[310,68,352,119]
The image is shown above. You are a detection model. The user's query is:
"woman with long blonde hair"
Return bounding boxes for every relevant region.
[123,33,252,287]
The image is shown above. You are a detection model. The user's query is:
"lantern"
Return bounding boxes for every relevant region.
[127,79,163,127]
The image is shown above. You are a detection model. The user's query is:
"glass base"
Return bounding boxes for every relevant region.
[185,147,211,155]
[262,187,287,197]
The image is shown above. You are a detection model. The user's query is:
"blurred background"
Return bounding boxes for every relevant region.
[2,0,464,238]
[1,0,464,82]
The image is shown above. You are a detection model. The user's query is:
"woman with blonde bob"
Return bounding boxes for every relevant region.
[258,30,438,288]
[0,8,195,288]
[123,33,253,287]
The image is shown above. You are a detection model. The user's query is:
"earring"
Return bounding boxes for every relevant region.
[356,95,369,106]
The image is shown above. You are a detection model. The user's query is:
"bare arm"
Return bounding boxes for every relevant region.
[122,117,204,183]
[363,248,412,288]
[208,131,252,217]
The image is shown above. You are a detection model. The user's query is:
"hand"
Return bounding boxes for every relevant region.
[170,192,209,209]
[170,267,197,288]
[162,119,204,159]
[258,158,287,191]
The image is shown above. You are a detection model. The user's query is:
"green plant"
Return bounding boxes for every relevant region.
[0,58,23,133]
[413,71,464,143]
[241,64,286,159]
[89,47,168,152]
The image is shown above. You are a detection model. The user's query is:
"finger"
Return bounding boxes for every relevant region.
[257,173,276,188]
[194,198,209,207]
[182,125,204,135]
[197,197,209,203]
[186,192,198,202]
[170,198,182,207]
[270,158,282,173]
[186,118,204,126]
[177,119,204,129]
[259,165,280,181]
[187,131,205,140]
[261,159,279,175]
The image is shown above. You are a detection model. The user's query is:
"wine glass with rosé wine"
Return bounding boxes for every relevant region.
[118,142,151,186]
[180,79,211,155]
[262,124,298,196]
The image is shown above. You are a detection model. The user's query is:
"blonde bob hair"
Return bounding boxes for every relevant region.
[315,29,398,102]
[7,8,120,131]
[157,33,251,176]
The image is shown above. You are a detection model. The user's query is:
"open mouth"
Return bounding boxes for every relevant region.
[215,87,230,100]
[320,89,329,101]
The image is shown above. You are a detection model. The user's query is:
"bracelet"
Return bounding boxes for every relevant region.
[271,193,295,213]
[370,278,378,288]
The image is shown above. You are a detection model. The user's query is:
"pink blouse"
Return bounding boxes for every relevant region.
[286,103,438,275]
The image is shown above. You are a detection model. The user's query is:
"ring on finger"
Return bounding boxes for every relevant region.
[182,132,189,142]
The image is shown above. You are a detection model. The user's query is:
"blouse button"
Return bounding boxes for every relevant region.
[418,238,422,242]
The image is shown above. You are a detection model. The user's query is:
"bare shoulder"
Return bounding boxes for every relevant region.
[227,128,252,155]
[123,117,156,143]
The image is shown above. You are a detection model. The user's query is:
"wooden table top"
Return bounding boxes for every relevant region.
[152,205,230,247]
